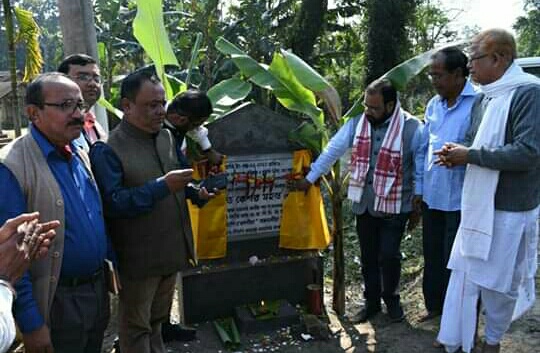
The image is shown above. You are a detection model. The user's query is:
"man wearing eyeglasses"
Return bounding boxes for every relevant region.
[295,78,423,324]
[58,54,108,151]
[414,47,477,323]
[435,29,540,353]
[0,73,110,353]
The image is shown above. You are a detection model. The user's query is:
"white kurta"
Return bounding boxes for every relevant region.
[438,206,539,353]
[0,285,15,353]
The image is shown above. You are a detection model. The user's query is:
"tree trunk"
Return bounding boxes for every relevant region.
[57,0,108,131]
[57,0,98,57]
[2,0,22,137]
[331,162,345,315]
[364,0,416,85]
[289,0,328,63]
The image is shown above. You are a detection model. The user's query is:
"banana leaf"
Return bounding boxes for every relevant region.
[207,77,252,121]
[213,317,240,349]
[281,49,342,125]
[343,40,467,120]
[268,53,323,126]
[97,97,123,119]
[167,74,187,99]
[288,121,323,154]
[13,7,43,82]
[133,0,179,99]
[185,33,202,88]
[97,42,107,66]
[215,37,323,127]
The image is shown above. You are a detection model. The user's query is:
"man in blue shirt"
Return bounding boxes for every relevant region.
[414,47,476,322]
[296,79,422,323]
[0,73,110,353]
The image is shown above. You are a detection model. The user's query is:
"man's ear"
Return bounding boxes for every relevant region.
[120,97,131,116]
[385,101,396,114]
[25,105,39,123]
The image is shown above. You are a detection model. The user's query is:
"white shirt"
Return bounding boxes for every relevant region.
[0,285,15,353]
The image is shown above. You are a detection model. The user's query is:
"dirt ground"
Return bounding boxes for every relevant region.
[101,272,540,353]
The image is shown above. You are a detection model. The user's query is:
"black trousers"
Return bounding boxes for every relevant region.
[421,203,460,313]
[356,212,409,309]
[50,272,110,353]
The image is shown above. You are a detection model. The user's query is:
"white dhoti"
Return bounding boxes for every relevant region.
[437,206,539,353]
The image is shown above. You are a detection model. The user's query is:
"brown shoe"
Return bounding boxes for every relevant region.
[481,342,500,353]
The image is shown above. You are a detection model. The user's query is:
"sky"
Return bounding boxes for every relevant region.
[440,0,526,34]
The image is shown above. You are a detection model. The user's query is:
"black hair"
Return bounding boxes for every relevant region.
[433,47,470,77]
[25,72,70,108]
[167,89,213,119]
[57,54,97,74]
[120,70,161,102]
[365,78,397,105]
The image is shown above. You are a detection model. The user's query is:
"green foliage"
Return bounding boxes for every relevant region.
[13,7,43,82]
[206,77,252,121]
[409,0,458,52]
[215,37,323,127]
[132,0,179,99]
[514,0,540,57]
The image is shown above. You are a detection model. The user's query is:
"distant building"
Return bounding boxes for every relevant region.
[0,71,26,130]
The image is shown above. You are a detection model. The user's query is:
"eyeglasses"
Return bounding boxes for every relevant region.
[468,53,489,63]
[43,100,87,114]
[73,73,102,84]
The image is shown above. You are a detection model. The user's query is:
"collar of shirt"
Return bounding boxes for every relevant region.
[437,79,477,111]
[84,111,96,129]
[30,124,75,161]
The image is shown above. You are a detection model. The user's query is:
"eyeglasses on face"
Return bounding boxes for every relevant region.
[468,53,489,63]
[43,100,87,114]
[73,73,102,84]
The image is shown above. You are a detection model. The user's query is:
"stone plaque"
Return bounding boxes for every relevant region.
[226,153,293,239]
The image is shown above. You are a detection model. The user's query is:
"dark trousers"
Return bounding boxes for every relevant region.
[421,203,460,313]
[356,212,408,309]
[50,272,110,353]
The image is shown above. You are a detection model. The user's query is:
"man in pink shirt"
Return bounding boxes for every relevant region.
[58,54,107,150]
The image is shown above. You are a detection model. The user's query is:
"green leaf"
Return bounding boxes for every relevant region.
[97,42,107,65]
[133,0,179,99]
[207,77,252,121]
[213,318,240,349]
[268,53,323,125]
[13,7,43,82]
[207,77,251,107]
[185,33,203,88]
[280,49,330,91]
[167,74,187,99]
[280,49,342,124]
[97,97,124,119]
[383,40,467,90]
[215,37,323,127]
[288,121,323,154]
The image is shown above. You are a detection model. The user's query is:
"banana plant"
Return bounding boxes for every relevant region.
[2,0,44,137]
[216,37,465,314]
[97,0,250,120]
